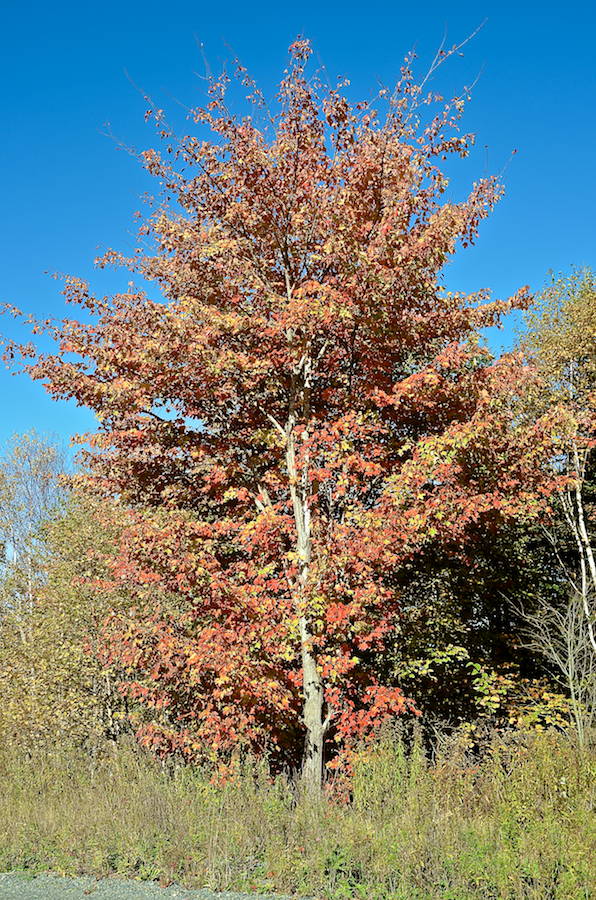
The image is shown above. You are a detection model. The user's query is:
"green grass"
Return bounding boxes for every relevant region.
[1,728,596,898]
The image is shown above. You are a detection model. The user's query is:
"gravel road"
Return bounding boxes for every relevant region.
[0,873,315,900]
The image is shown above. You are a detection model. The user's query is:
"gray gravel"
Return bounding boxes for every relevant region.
[0,873,315,900]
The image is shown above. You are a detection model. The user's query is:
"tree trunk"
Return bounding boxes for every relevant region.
[284,349,329,793]
[561,441,596,655]
[300,615,326,792]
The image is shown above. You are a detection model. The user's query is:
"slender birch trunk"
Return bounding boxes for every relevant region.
[561,441,596,655]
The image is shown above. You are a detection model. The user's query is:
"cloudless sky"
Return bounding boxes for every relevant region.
[1,0,595,452]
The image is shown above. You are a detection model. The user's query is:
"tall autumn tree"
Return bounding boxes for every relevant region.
[0,432,133,751]
[516,268,596,741]
[521,268,596,634]
[2,39,554,788]
[0,429,67,624]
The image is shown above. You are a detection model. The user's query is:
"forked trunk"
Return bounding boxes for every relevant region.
[284,361,329,793]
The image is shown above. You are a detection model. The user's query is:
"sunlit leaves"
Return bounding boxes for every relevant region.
[0,39,553,776]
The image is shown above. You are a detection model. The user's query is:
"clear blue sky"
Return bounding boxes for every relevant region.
[1,0,595,451]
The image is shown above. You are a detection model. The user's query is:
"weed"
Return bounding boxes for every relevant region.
[1,729,596,897]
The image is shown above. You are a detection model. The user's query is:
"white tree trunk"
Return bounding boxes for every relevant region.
[560,441,596,655]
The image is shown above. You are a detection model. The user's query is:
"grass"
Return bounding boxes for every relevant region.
[1,726,596,899]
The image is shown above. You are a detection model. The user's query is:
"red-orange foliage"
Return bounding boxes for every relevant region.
[1,39,558,787]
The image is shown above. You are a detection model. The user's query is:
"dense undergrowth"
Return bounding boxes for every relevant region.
[1,726,596,899]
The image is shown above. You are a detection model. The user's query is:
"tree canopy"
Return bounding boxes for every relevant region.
[1,39,560,788]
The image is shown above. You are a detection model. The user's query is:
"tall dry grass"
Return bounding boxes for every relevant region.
[1,727,596,898]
